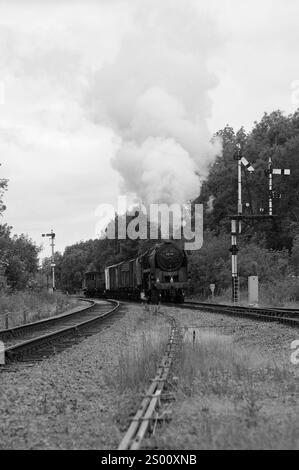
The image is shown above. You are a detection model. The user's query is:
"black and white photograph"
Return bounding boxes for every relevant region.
[0,0,298,456]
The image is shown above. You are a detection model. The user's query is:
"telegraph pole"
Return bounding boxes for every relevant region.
[42,230,56,292]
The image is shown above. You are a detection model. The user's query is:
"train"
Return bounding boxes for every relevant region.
[83,241,189,303]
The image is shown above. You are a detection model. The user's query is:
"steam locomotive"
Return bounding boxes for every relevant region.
[83,241,189,303]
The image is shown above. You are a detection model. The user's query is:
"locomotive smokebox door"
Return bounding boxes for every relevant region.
[156,243,185,272]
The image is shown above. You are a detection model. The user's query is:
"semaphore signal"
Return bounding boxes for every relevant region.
[240,157,254,173]
[230,147,291,304]
[234,146,255,234]
[231,145,255,302]
[272,169,291,175]
[42,230,56,292]
[265,155,290,216]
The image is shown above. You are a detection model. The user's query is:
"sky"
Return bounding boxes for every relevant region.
[0,0,298,259]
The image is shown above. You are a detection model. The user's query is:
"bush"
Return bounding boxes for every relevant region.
[0,290,78,329]
[188,230,293,299]
[259,277,299,306]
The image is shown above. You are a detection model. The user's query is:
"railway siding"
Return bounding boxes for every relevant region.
[118,309,182,450]
[178,301,299,327]
[146,306,299,450]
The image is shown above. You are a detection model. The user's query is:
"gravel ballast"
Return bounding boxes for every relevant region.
[2,303,298,450]
[0,303,169,450]
[148,306,299,450]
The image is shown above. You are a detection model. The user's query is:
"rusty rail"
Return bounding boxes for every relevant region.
[176,301,299,327]
[2,300,119,363]
[118,312,181,450]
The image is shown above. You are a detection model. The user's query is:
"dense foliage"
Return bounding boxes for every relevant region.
[0,175,40,291]
[0,165,8,216]
[42,225,161,293]
[0,224,40,290]
[198,110,299,250]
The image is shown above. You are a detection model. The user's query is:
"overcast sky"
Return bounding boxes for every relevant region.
[0,0,298,258]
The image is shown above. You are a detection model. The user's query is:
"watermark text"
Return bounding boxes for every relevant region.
[95,197,203,251]
[290,340,299,365]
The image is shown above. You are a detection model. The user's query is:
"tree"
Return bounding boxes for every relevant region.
[0,225,40,290]
[198,111,299,251]
[188,230,231,296]
[290,235,299,276]
[60,246,91,292]
[41,252,63,289]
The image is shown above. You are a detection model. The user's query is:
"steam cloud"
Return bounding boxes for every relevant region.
[88,0,221,205]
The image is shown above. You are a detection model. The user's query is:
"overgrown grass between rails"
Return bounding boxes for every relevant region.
[105,307,170,394]
[0,290,79,329]
[150,332,298,450]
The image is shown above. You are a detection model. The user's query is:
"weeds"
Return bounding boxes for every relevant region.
[150,331,298,450]
[194,277,299,308]
[0,290,78,329]
[105,308,169,393]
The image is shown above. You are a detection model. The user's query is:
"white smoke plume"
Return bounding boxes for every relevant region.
[88,0,222,205]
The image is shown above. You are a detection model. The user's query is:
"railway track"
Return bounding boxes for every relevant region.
[0,299,120,364]
[118,311,182,451]
[176,301,299,327]
[118,298,299,327]
[117,300,298,449]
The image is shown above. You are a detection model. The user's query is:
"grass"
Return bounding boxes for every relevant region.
[190,279,299,308]
[0,290,79,329]
[103,305,171,436]
[105,306,170,394]
[149,331,299,450]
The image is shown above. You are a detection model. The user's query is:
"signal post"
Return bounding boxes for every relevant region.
[42,230,56,292]
[230,147,290,303]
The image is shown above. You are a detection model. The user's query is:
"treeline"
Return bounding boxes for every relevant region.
[188,230,299,300]
[0,226,40,292]
[42,226,161,293]
[0,173,40,291]
[43,109,299,301]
